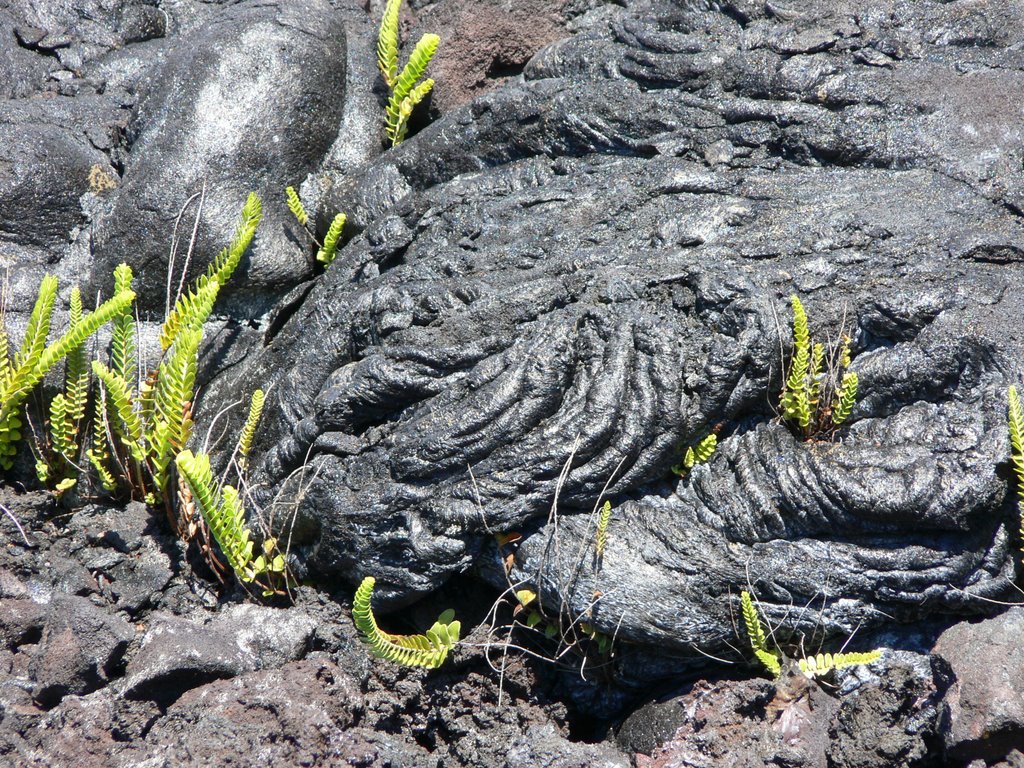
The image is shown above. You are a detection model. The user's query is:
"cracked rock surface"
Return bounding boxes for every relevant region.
[209,0,1024,671]
[2,0,1024,765]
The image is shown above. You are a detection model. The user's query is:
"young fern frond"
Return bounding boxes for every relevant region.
[781,295,811,431]
[176,449,279,583]
[838,334,852,370]
[0,305,10,394]
[377,0,401,87]
[353,576,460,668]
[831,372,858,425]
[151,327,201,492]
[672,433,717,475]
[780,295,859,438]
[740,591,781,676]
[91,361,146,461]
[316,213,347,266]
[384,30,439,146]
[13,275,57,373]
[110,264,136,385]
[285,186,308,227]
[87,385,117,492]
[236,389,265,472]
[798,650,882,678]
[389,78,435,146]
[595,500,612,560]
[1008,386,1024,546]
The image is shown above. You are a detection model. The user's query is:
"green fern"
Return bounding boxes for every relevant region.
[377,0,401,87]
[0,277,134,470]
[798,650,882,678]
[285,186,308,227]
[595,500,612,560]
[42,287,91,486]
[780,295,811,431]
[781,295,859,438]
[1008,386,1024,548]
[353,576,460,668]
[91,362,145,462]
[84,197,259,510]
[831,372,858,425]
[236,389,265,473]
[378,0,439,147]
[110,264,136,384]
[176,449,284,583]
[740,591,782,676]
[316,213,347,266]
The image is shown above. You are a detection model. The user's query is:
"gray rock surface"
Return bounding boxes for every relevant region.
[28,595,135,707]
[120,605,315,703]
[206,0,1023,670]
[933,607,1024,764]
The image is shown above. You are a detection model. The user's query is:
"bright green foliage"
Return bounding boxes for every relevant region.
[176,449,285,584]
[91,361,145,461]
[282,187,346,270]
[236,389,265,472]
[832,372,858,426]
[672,433,718,475]
[0,276,134,470]
[780,295,858,438]
[86,197,259,506]
[1008,386,1024,548]
[87,384,118,493]
[378,0,439,147]
[110,264,136,384]
[285,186,308,227]
[353,576,461,668]
[40,287,91,490]
[781,295,811,431]
[316,213,347,266]
[798,650,882,678]
[740,591,782,676]
[595,500,611,559]
[741,589,883,680]
[377,0,401,87]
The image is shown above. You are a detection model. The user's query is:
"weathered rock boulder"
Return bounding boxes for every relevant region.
[88,0,350,316]
[206,0,1024,672]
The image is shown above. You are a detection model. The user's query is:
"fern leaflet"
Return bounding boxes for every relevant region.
[110,263,136,385]
[831,372,858,425]
[1008,386,1024,547]
[285,186,308,227]
[384,32,439,146]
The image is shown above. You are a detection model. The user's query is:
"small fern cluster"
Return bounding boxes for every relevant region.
[672,432,717,476]
[740,590,882,679]
[780,295,858,439]
[377,0,439,146]
[1,276,134,474]
[284,187,347,267]
[84,193,262,521]
[176,433,286,593]
[353,576,460,668]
